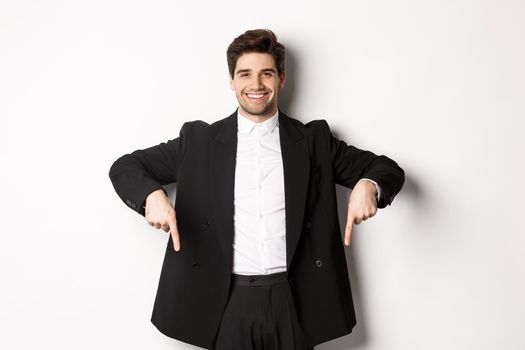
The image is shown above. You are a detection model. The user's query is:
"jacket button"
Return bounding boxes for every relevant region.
[305,222,312,229]
[202,220,211,228]
[192,262,200,269]
[315,259,322,267]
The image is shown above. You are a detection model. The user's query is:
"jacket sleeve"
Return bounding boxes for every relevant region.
[108,122,189,216]
[322,120,405,208]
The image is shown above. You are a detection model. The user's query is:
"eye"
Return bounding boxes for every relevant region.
[240,73,249,78]
[263,72,273,77]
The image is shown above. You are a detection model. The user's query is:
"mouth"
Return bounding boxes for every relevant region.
[244,92,269,102]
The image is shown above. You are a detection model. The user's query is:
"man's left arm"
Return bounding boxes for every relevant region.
[320,120,405,244]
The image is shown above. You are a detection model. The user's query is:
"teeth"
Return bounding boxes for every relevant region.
[247,93,265,98]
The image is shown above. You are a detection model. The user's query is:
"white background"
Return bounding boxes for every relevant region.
[1,0,524,349]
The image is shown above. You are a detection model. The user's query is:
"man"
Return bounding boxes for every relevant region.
[109,29,404,350]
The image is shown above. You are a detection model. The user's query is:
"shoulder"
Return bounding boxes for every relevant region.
[177,119,212,139]
[185,111,236,132]
[181,119,211,130]
[280,112,332,136]
[176,112,236,142]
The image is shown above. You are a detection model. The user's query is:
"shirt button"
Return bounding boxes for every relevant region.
[315,259,323,268]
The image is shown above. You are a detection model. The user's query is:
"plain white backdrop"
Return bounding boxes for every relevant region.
[1,0,524,349]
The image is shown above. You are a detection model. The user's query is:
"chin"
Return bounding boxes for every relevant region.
[244,102,277,116]
[245,107,272,116]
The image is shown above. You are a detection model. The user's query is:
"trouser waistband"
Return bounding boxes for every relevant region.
[232,271,288,287]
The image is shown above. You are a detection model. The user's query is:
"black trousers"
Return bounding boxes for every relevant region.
[212,272,314,350]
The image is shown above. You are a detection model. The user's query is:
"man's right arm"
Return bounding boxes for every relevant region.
[108,123,189,251]
[108,122,189,216]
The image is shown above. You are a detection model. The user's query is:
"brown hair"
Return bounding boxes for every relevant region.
[227,29,285,78]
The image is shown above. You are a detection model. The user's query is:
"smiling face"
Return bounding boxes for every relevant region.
[230,52,286,121]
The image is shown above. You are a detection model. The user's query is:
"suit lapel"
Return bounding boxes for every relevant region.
[279,111,310,269]
[210,111,237,271]
[209,110,310,272]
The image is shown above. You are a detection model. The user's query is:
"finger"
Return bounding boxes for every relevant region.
[345,210,356,246]
[161,223,170,233]
[154,223,161,230]
[344,222,353,246]
[168,215,180,252]
[345,207,356,246]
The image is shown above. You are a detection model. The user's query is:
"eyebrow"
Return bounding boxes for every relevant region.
[236,68,277,75]
[236,69,251,75]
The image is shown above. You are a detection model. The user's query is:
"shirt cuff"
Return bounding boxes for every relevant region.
[358,178,382,202]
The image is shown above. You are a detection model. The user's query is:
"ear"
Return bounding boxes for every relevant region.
[229,73,235,90]
[278,71,286,89]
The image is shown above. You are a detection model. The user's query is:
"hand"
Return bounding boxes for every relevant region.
[344,180,378,246]
[145,189,180,251]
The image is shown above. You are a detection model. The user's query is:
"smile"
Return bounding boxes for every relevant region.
[245,92,269,101]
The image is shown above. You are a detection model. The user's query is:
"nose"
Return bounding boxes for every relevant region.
[252,75,264,89]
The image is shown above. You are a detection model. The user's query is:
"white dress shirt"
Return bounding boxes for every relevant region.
[232,109,381,275]
[232,110,287,275]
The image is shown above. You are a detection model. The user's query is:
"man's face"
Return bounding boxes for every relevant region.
[230,52,286,120]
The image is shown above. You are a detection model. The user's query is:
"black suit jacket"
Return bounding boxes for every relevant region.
[109,110,404,348]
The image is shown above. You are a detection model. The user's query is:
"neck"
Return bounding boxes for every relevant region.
[237,107,278,123]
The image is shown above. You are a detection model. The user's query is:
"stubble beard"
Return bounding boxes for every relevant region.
[238,94,277,117]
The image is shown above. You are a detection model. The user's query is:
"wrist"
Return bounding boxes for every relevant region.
[358,178,377,192]
[146,188,166,206]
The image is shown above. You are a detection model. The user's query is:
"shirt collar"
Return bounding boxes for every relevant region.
[237,109,279,135]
